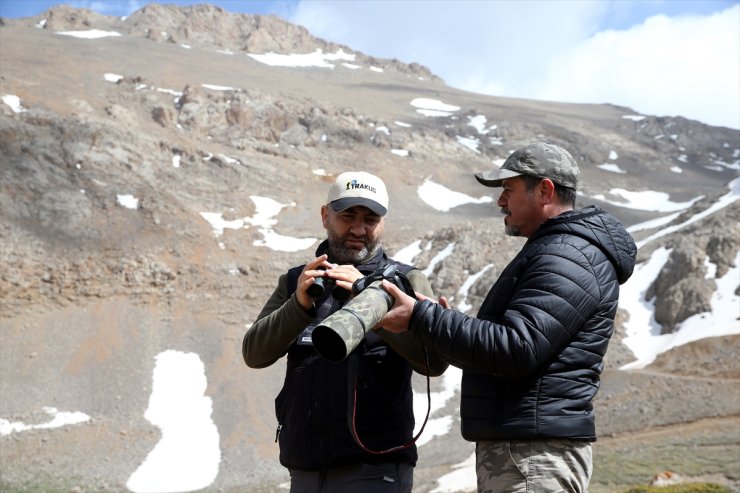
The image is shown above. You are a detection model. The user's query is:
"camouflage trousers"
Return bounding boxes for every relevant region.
[475,439,592,493]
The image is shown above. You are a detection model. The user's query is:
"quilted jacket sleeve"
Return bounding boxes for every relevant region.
[408,242,601,378]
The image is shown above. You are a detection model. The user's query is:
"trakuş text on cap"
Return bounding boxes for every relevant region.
[327,171,389,216]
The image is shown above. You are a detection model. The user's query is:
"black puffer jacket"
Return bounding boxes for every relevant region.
[409,205,637,441]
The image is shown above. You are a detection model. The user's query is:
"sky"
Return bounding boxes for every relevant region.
[1,0,738,129]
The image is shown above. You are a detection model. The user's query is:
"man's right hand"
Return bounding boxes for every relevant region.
[377,281,450,333]
[296,254,335,311]
[375,280,417,333]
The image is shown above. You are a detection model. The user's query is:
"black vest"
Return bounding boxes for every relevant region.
[275,243,418,470]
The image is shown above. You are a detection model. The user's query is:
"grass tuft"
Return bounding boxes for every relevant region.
[619,483,731,493]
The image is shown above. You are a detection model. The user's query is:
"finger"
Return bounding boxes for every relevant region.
[438,296,450,309]
[333,279,354,291]
[326,266,362,284]
[381,279,403,300]
[302,255,323,274]
[302,256,334,279]
[312,254,332,269]
[414,291,429,302]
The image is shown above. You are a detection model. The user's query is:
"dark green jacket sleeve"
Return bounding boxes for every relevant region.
[242,273,315,368]
[375,269,449,376]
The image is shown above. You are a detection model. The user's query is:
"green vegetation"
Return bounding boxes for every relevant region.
[619,483,731,493]
[587,418,739,493]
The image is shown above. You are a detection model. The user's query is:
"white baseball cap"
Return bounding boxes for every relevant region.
[326,171,389,216]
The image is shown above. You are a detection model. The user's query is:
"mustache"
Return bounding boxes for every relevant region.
[500,208,510,215]
[344,234,367,243]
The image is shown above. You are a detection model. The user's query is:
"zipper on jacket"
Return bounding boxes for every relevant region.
[275,423,282,443]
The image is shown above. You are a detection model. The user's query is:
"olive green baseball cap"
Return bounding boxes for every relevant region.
[475,142,580,189]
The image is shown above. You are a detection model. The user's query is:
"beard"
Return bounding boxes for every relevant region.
[501,208,522,237]
[505,225,521,236]
[326,230,382,264]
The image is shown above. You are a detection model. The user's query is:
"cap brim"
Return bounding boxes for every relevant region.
[474,168,523,187]
[330,197,387,216]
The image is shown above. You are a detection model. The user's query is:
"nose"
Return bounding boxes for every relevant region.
[349,217,366,235]
[497,192,506,208]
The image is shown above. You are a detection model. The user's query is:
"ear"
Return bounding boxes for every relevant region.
[321,205,329,229]
[539,179,556,204]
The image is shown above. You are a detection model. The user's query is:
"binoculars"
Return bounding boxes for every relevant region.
[307,273,351,301]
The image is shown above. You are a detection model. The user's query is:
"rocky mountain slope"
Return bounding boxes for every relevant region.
[1,4,738,492]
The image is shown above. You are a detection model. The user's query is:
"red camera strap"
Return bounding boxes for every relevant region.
[348,346,432,455]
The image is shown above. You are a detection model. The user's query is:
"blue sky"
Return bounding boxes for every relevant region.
[0,0,295,18]
[0,0,735,23]
[1,0,738,129]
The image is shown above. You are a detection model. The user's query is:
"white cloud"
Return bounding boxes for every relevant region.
[538,7,740,129]
[290,1,739,129]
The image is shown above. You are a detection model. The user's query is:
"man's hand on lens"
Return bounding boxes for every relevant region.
[377,281,451,332]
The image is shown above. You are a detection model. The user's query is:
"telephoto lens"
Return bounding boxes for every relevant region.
[311,279,392,361]
[311,264,415,361]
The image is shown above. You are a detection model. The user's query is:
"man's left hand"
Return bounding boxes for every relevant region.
[323,264,364,292]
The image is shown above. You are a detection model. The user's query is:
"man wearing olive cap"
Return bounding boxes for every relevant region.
[379,142,637,492]
[243,171,447,492]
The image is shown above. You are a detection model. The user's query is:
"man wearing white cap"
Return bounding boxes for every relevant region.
[243,171,448,493]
